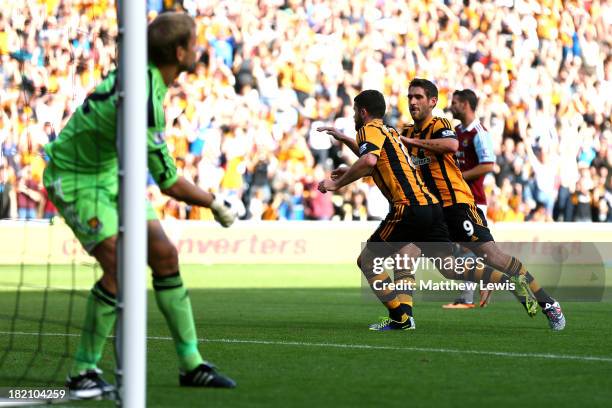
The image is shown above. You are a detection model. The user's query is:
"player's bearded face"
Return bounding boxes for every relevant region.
[408,87,436,121]
[450,96,464,120]
[353,106,365,131]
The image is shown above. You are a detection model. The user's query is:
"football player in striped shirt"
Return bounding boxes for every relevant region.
[318,90,450,331]
[400,79,565,330]
[317,90,521,331]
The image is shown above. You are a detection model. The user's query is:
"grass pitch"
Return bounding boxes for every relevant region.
[1,264,611,407]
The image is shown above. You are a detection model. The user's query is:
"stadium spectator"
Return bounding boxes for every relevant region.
[0,160,17,219]
[16,166,41,220]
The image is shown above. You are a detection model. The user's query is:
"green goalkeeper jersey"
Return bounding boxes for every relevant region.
[44,63,177,190]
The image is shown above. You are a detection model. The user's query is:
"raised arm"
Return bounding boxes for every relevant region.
[401,135,458,154]
[401,120,459,154]
[317,126,359,156]
[318,123,385,192]
[318,153,377,193]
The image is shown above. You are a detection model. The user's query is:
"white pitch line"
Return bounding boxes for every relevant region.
[2,330,612,363]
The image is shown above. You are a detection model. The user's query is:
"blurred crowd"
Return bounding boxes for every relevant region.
[0,0,610,223]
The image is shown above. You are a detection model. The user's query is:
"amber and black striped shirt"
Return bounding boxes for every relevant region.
[402,116,474,207]
[357,119,437,207]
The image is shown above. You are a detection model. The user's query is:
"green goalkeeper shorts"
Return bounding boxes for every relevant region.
[43,163,158,253]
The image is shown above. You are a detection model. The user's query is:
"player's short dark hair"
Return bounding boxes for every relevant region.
[453,89,479,111]
[409,78,438,99]
[148,12,195,66]
[354,90,386,118]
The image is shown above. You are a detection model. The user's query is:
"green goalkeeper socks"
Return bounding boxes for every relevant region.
[71,274,203,375]
[153,273,204,371]
[71,281,117,376]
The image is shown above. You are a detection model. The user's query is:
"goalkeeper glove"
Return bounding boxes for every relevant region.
[210,197,236,227]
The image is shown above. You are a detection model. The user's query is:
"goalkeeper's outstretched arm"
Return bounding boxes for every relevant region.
[161,176,235,227]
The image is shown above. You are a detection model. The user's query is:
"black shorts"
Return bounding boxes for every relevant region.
[369,203,450,244]
[442,203,494,243]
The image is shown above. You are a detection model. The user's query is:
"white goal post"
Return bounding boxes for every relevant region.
[116,0,148,407]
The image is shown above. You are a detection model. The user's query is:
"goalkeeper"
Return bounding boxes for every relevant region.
[43,12,236,399]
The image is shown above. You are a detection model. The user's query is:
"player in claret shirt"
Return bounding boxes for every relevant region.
[442,89,496,309]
